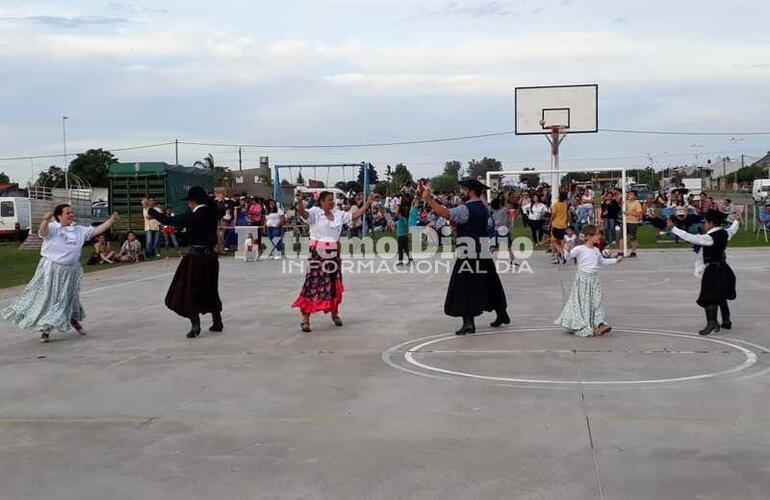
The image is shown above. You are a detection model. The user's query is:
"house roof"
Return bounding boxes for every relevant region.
[750,151,770,168]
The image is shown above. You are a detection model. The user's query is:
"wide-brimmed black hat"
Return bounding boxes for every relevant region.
[703,208,727,224]
[181,186,209,203]
[458,177,490,193]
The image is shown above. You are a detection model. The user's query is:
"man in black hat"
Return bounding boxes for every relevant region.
[421,178,509,335]
[667,209,741,335]
[148,186,225,337]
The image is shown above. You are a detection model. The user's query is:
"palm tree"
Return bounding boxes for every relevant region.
[194,153,215,170]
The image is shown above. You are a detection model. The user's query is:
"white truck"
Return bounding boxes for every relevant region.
[752,179,770,204]
[0,197,31,240]
[681,178,704,200]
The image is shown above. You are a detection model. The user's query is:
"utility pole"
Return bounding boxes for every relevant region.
[238,147,242,171]
[62,116,69,192]
[723,157,726,191]
[174,139,179,166]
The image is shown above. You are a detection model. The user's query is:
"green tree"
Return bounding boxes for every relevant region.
[467,157,501,180]
[36,165,67,187]
[734,164,767,183]
[431,174,458,193]
[384,164,393,183]
[357,163,379,187]
[193,153,231,186]
[519,167,540,188]
[0,172,10,183]
[391,163,413,188]
[373,181,390,195]
[334,181,347,191]
[344,181,362,193]
[443,160,462,179]
[67,148,117,187]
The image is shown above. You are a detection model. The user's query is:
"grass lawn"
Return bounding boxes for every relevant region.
[509,223,769,248]
[0,242,183,290]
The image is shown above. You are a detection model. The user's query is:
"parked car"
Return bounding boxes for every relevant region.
[0,197,31,241]
[752,179,770,204]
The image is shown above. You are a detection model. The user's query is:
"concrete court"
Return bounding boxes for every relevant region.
[1,247,770,500]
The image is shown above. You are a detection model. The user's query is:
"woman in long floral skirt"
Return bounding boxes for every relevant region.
[2,204,118,343]
[555,224,623,337]
[292,190,374,332]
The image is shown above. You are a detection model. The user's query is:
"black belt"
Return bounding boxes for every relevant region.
[188,245,216,256]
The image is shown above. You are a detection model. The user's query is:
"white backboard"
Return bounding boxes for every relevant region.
[514,84,598,135]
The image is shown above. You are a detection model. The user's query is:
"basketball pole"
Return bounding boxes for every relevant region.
[547,127,565,207]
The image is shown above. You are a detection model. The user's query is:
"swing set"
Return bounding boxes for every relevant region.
[272,162,373,234]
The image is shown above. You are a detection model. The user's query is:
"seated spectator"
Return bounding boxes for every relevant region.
[117,231,143,263]
[88,234,115,265]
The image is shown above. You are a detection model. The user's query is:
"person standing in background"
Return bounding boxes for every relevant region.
[526,194,548,246]
[395,196,414,266]
[618,190,643,258]
[143,197,161,259]
[264,199,285,260]
[600,191,621,248]
[550,191,569,264]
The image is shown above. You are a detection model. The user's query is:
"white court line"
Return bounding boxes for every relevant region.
[400,328,759,386]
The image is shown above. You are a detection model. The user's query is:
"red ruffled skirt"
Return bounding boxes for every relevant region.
[292,240,344,315]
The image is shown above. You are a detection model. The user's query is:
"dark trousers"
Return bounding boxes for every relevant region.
[397,235,411,262]
[529,220,544,244]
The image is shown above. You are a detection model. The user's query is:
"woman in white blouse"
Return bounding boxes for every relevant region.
[526,194,548,245]
[292,191,375,332]
[2,204,118,343]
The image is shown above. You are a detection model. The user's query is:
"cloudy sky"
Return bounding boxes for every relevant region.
[1,0,769,184]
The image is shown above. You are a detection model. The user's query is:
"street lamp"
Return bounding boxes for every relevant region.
[62,115,69,192]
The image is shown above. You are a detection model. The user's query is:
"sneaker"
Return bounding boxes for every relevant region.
[272,255,281,260]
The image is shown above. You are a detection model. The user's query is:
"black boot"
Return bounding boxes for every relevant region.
[187,314,201,338]
[490,309,511,328]
[698,305,720,336]
[455,316,476,336]
[209,311,224,332]
[719,301,731,330]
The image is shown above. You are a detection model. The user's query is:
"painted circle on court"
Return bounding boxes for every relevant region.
[382,327,768,387]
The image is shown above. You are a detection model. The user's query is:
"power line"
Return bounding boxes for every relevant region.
[179,131,514,149]
[600,128,770,136]
[0,141,174,162]
[2,126,769,162]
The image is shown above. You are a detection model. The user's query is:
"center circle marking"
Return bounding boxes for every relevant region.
[391,327,759,386]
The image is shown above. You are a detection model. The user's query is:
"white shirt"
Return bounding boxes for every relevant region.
[528,203,548,221]
[670,221,739,247]
[568,245,617,274]
[305,206,353,242]
[265,209,284,227]
[671,221,739,277]
[40,221,95,265]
